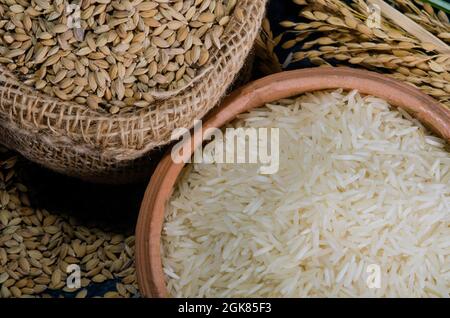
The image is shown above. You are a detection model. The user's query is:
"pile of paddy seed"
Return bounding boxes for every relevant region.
[0,0,237,113]
[0,146,139,298]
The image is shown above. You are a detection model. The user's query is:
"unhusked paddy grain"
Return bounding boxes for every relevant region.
[0,147,139,298]
[0,0,237,113]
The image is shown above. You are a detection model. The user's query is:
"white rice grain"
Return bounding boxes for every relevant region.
[162,90,450,298]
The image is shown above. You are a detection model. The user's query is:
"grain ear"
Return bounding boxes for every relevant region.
[368,0,450,54]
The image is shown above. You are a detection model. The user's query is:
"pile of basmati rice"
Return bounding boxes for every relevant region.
[162,90,450,298]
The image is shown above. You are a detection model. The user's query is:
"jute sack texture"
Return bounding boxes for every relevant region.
[0,0,266,183]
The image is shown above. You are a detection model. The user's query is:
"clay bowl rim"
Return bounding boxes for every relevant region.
[135,67,450,298]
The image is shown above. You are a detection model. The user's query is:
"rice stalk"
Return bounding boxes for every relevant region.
[280,0,450,108]
[255,18,283,75]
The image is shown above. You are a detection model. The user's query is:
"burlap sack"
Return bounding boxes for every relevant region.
[0,0,266,184]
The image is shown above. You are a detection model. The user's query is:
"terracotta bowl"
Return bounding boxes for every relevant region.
[135,67,450,298]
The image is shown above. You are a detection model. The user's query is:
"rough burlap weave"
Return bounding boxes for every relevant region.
[0,0,266,184]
